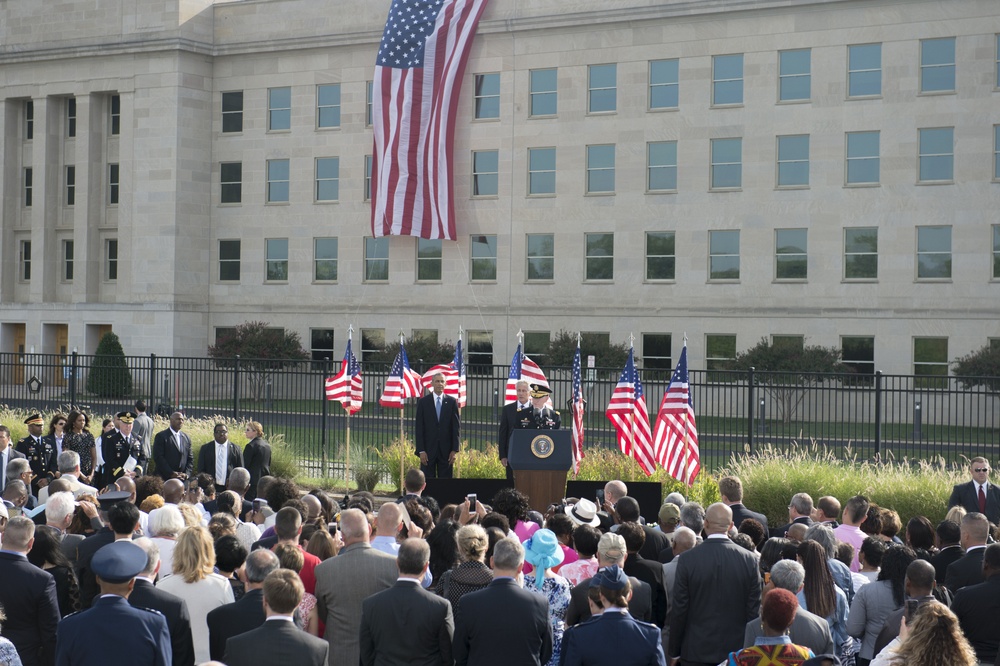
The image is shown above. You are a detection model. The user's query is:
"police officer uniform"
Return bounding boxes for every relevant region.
[100,411,143,487]
[15,413,57,496]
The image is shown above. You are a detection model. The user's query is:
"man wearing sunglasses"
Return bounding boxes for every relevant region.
[948,457,1000,525]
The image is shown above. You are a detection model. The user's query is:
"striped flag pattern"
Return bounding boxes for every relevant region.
[325,336,363,414]
[606,347,656,476]
[379,343,424,408]
[504,343,549,404]
[653,345,701,485]
[453,336,467,408]
[570,338,585,475]
[371,0,490,240]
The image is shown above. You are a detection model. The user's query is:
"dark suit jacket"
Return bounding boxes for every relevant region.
[243,437,271,497]
[453,577,552,666]
[949,480,1000,524]
[561,610,666,666]
[207,588,266,661]
[930,544,964,585]
[204,497,252,520]
[565,575,651,626]
[952,575,1000,663]
[730,502,770,535]
[360,579,454,666]
[0,446,26,492]
[638,524,671,562]
[623,554,667,627]
[74,527,116,608]
[197,440,244,485]
[770,515,813,538]
[224,617,329,666]
[0,552,59,666]
[945,546,986,592]
[129,578,195,666]
[668,536,762,665]
[415,393,460,462]
[152,428,193,480]
[56,595,171,666]
[496,402,533,461]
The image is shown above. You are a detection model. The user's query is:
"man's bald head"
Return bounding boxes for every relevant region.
[162,479,185,504]
[340,508,371,545]
[115,476,137,502]
[604,480,628,504]
[704,503,733,535]
[301,494,321,521]
[904,559,936,595]
[672,526,697,554]
[376,502,403,536]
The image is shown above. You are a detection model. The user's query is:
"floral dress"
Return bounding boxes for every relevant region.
[65,430,97,477]
[523,573,572,666]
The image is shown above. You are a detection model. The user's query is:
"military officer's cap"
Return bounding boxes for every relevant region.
[92,541,147,584]
[97,490,132,510]
[116,411,137,424]
[24,414,44,426]
[529,384,552,398]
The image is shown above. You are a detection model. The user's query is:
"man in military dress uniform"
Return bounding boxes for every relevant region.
[100,411,143,487]
[528,384,561,429]
[15,413,57,496]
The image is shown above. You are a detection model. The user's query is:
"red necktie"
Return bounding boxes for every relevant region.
[978,485,987,514]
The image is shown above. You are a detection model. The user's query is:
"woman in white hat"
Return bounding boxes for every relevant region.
[523,528,571,666]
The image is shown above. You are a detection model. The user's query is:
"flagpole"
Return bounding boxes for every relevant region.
[399,331,406,495]
[344,411,351,497]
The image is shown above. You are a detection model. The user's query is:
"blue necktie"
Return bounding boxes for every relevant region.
[435,396,442,420]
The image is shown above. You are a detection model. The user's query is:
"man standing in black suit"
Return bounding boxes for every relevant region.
[131,537,196,666]
[618,521,667,628]
[198,423,244,495]
[497,380,533,481]
[770,492,814,538]
[669,503,761,666]
[952,543,1000,665]
[719,475,770,535]
[208,548,280,661]
[948,457,1000,524]
[929,519,963,585]
[0,517,59,666]
[152,412,193,481]
[360,538,454,666]
[414,373,460,478]
[453,536,552,666]
[945,512,990,592]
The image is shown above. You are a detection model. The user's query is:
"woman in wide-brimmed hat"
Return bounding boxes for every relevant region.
[523,529,570,666]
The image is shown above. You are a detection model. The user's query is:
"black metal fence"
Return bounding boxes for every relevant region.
[1,351,997,476]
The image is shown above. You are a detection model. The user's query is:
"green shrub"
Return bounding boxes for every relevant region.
[86,332,133,397]
[354,465,382,492]
[575,447,720,506]
[376,437,421,491]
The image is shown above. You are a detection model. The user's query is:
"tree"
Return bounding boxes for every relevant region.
[370,338,456,373]
[207,321,309,401]
[545,330,630,368]
[726,337,852,424]
[87,331,133,397]
[953,342,1000,392]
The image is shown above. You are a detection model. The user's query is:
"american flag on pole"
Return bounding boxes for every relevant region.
[453,335,467,408]
[570,336,585,475]
[653,344,701,485]
[504,343,549,404]
[606,347,656,477]
[371,0,490,241]
[325,335,363,414]
[379,343,424,408]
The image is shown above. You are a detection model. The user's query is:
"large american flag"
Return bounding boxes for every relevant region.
[325,335,363,414]
[606,347,656,476]
[371,0,490,240]
[570,338,585,475]
[504,343,549,404]
[379,343,424,408]
[653,345,701,485]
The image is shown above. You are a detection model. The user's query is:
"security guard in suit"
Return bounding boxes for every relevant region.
[101,411,143,486]
[528,384,561,429]
[15,413,57,496]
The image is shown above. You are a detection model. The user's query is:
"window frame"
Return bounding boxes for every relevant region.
[527,147,556,196]
[221,91,244,134]
[366,81,374,127]
[526,233,555,282]
[529,68,557,117]
[847,43,882,98]
[917,127,954,184]
[647,141,678,193]
[364,237,389,283]
[645,231,676,282]
[316,84,342,129]
[648,58,679,110]
[584,232,614,282]
[62,239,74,282]
[776,134,809,189]
[110,95,120,136]
[845,131,880,186]
[841,335,875,378]
[712,54,744,106]
[65,165,76,207]
[66,97,77,138]
[360,328,385,363]
[315,157,340,202]
[709,229,740,281]
[105,238,119,281]
[705,334,737,371]
[313,237,338,283]
[267,86,292,132]
[416,238,443,282]
[108,163,120,205]
[915,225,952,281]
[913,337,949,388]
[24,100,33,141]
[470,234,497,282]
[778,49,811,102]
[993,124,999,182]
[471,149,499,197]
[586,144,615,194]
[919,37,956,94]
[310,328,336,368]
[266,159,290,204]
[843,227,878,281]
[23,167,32,208]
[774,228,808,281]
[993,224,1000,281]
[220,162,242,205]
[19,239,31,282]
[265,238,289,283]
[710,137,742,190]
[364,155,372,202]
[219,239,241,282]
[473,73,500,120]
[642,333,673,372]
[587,63,617,114]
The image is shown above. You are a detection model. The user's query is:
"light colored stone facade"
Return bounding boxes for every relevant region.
[1,0,998,374]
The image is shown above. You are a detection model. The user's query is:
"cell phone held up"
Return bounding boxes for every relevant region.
[467,493,477,506]
[596,489,605,506]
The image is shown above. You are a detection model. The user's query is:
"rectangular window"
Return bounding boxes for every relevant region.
[529,68,557,116]
[585,233,613,281]
[841,336,875,377]
[65,165,76,206]
[711,137,742,189]
[474,73,500,119]
[110,95,120,135]
[995,125,1000,180]
[996,35,1000,88]
[772,335,804,355]
[466,330,493,373]
[588,64,617,113]
[848,43,881,97]
[364,155,372,201]
[411,329,439,346]
[914,337,948,388]
[916,225,952,279]
[63,240,74,281]
[775,228,808,280]
[642,333,672,371]
[219,240,241,281]
[586,144,615,193]
[645,231,675,281]
[844,227,878,280]
[20,240,31,281]
[649,59,679,110]
[776,134,809,187]
[222,91,243,133]
[920,37,956,93]
[647,141,677,192]
[526,233,554,281]
[66,98,77,138]
[712,54,743,105]
[220,162,242,204]
[310,329,335,366]
[472,150,498,196]
[105,239,118,281]
[23,168,32,207]
[315,157,340,201]
[528,147,556,195]
[706,334,737,371]
[25,100,33,140]
[709,230,740,280]
[314,237,338,282]
[265,238,289,281]
[266,159,290,203]
[994,225,1000,279]
[268,87,291,131]
[846,131,879,185]
[366,80,373,126]
[316,84,341,128]
[108,163,119,205]
[417,239,442,281]
[360,328,385,363]
[778,49,811,101]
[364,237,389,282]
[523,332,549,360]
[918,127,954,182]
[470,234,497,281]
[582,333,611,353]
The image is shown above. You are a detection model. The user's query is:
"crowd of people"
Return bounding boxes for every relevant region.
[1,406,999,666]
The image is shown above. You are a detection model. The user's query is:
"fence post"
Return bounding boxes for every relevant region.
[69,351,78,407]
[321,357,330,477]
[149,354,157,409]
[747,367,755,455]
[874,370,883,458]
[233,355,241,419]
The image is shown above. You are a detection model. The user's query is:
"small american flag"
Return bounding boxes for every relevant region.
[371,0,490,240]
[570,337,585,475]
[654,345,700,485]
[504,343,549,404]
[325,335,363,414]
[379,343,424,408]
[606,347,656,476]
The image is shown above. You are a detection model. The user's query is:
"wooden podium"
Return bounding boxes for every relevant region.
[508,429,572,512]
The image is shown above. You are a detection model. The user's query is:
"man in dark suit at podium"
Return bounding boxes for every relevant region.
[414,373,460,478]
[498,380,534,481]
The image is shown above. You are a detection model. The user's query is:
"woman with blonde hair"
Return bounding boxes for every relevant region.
[869,602,976,666]
[436,524,493,614]
[156,526,234,663]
